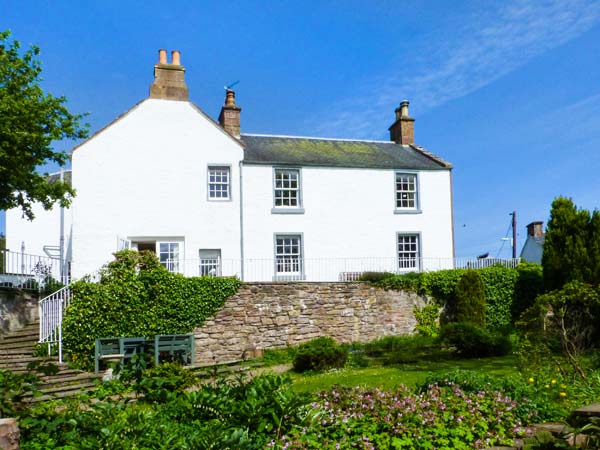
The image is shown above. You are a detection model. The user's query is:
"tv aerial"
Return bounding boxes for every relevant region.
[224,80,240,90]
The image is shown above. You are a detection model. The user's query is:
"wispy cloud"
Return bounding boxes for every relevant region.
[309,0,600,139]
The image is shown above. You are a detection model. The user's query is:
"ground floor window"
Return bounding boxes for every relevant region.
[199,249,221,276]
[158,242,181,272]
[126,239,183,273]
[397,234,420,270]
[275,234,303,279]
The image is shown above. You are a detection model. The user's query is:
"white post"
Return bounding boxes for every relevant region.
[59,168,65,284]
[58,299,63,364]
[20,241,25,275]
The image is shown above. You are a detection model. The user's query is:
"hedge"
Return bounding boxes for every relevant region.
[373,264,542,328]
[63,251,241,370]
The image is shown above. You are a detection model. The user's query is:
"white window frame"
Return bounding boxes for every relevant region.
[272,167,304,213]
[207,165,231,201]
[199,249,221,277]
[274,233,304,280]
[394,172,420,212]
[396,233,421,271]
[157,241,183,273]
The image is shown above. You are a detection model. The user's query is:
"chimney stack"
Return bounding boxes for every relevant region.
[526,221,544,238]
[389,100,415,145]
[219,89,242,138]
[149,49,189,101]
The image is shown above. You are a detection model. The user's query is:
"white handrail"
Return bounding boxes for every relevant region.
[38,285,71,363]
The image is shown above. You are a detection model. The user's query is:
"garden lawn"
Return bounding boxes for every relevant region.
[290,355,519,393]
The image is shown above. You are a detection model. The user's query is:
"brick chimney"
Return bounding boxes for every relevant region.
[219,89,242,138]
[149,49,189,101]
[389,100,415,145]
[526,221,544,238]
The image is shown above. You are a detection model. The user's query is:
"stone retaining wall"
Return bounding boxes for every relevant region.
[0,289,38,335]
[194,282,426,364]
[0,418,19,450]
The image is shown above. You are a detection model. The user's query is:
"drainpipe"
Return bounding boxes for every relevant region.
[59,168,65,284]
[239,161,245,281]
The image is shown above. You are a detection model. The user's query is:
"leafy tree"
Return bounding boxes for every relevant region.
[0,30,88,220]
[454,269,486,326]
[521,281,600,379]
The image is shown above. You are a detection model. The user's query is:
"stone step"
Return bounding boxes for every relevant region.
[0,331,39,343]
[0,341,36,351]
[29,381,100,403]
[0,355,55,369]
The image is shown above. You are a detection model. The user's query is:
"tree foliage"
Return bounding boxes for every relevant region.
[542,197,600,290]
[0,30,88,219]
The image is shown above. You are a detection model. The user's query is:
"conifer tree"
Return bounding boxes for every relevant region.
[454,269,486,327]
[542,197,593,290]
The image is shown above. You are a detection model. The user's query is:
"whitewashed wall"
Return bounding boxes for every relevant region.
[241,165,454,281]
[6,202,72,259]
[7,99,454,282]
[71,99,244,277]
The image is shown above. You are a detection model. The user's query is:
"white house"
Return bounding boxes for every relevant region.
[520,221,544,264]
[7,49,455,282]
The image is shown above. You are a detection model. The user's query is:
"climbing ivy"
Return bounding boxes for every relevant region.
[62,251,241,370]
[373,265,536,329]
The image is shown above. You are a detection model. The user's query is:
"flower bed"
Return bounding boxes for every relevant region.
[274,384,534,449]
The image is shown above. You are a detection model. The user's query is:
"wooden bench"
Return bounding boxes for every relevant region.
[146,334,195,367]
[94,336,146,373]
[94,335,194,372]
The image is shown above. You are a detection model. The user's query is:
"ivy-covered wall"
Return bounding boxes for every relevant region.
[372,263,543,328]
[63,251,241,369]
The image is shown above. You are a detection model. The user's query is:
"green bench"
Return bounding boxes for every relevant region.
[94,334,194,372]
[146,334,195,367]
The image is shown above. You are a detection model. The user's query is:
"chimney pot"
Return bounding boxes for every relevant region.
[171,50,181,66]
[225,89,236,106]
[158,49,167,65]
[400,100,410,117]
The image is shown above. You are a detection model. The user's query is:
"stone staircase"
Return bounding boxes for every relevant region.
[0,320,102,401]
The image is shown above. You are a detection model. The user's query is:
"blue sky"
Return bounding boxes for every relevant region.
[2,0,600,258]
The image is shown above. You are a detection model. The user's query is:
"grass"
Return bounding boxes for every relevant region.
[288,355,520,393]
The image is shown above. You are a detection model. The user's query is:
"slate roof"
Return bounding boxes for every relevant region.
[240,134,451,170]
[47,170,72,186]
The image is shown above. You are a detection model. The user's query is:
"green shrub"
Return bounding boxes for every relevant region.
[0,370,40,418]
[361,335,443,365]
[63,250,241,370]
[19,374,315,449]
[454,269,486,326]
[135,363,199,403]
[292,337,348,373]
[372,266,520,328]
[440,322,512,358]
[413,303,440,337]
[357,271,394,282]
[512,262,544,321]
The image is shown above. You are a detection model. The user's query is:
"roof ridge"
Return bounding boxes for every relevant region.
[408,144,453,168]
[241,133,396,144]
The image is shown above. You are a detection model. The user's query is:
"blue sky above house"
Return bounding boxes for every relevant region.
[2,0,600,258]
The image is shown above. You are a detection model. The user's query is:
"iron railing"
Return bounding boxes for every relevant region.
[0,249,65,290]
[165,256,522,282]
[38,286,71,363]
